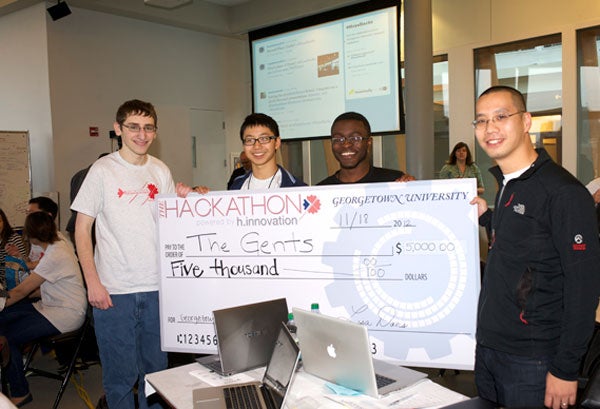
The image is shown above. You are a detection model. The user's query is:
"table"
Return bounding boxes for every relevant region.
[145,362,470,409]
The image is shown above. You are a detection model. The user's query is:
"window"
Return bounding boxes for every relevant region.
[432,55,449,177]
[474,34,562,203]
[577,26,600,183]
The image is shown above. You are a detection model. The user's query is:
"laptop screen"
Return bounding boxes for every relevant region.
[262,324,300,406]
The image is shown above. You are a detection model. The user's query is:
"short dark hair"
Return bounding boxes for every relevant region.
[447,142,474,166]
[478,85,527,112]
[0,208,15,244]
[331,112,371,136]
[29,196,59,220]
[25,211,59,244]
[116,99,157,127]
[239,113,279,141]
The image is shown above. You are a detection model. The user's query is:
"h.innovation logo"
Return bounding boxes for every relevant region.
[303,195,321,214]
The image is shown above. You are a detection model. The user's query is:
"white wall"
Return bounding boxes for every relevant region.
[0,3,53,195]
[45,6,250,228]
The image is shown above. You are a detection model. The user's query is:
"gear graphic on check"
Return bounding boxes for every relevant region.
[323,203,473,362]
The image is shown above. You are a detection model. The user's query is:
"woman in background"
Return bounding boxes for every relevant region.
[0,212,87,407]
[439,142,485,195]
[0,209,27,295]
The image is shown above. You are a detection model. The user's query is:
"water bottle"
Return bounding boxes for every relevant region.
[286,312,299,344]
[310,303,320,314]
[286,312,297,334]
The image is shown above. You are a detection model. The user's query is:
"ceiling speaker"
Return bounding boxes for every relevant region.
[47,2,72,21]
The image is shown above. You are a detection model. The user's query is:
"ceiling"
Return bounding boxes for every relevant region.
[0,0,254,36]
[0,0,361,37]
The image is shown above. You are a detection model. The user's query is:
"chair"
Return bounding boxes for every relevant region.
[22,310,92,409]
[581,366,600,409]
[577,323,600,408]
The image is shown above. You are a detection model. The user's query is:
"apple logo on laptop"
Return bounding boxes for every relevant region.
[327,344,337,358]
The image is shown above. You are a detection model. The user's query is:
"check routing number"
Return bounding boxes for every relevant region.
[157,179,481,369]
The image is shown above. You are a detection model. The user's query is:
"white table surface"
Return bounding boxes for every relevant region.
[145,362,469,409]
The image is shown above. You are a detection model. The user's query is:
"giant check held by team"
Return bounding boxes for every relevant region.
[157,179,481,369]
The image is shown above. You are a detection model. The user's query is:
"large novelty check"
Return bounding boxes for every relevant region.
[157,178,481,369]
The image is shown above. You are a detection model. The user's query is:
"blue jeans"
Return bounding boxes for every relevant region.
[93,291,167,409]
[0,302,59,397]
[475,344,549,407]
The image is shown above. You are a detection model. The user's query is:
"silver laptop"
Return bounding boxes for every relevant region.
[196,298,288,376]
[193,323,301,409]
[293,307,427,398]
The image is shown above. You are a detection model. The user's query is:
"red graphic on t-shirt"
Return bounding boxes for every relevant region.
[117,183,160,204]
[147,184,159,199]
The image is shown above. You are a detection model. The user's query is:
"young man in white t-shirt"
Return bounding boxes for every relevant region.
[72,100,175,409]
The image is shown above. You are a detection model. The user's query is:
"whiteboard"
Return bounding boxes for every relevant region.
[157,179,481,369]
[0,131,31,228]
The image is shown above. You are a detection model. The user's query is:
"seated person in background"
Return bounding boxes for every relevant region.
[317,112,415,185]
[229,113,306,190]
[0,208,27,292]
[0,211,87,407]
[439,141,485,195]
[6,197,64,271]
[226,151,251,189]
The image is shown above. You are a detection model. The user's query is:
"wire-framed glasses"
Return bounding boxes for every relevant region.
[331,136,368,145]
[121,123,157,133]
[472,111,524,130]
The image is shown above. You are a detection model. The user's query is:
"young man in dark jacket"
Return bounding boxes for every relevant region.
[318,112,414,185]
[229,113,305,190]
[471,85,600,409]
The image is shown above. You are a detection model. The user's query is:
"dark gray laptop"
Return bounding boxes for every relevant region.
[196,298,288,376]
[193,323,301,409]
[293,307,427,398]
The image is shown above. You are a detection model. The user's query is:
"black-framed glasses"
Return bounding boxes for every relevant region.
[331,136,369,145]
[243,136,277,146]
[121,123,158,134]
[472,111,524,130]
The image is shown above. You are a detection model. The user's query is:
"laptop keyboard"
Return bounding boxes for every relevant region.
[375,373,396,388]
[203,359,223,373]
[224,385,261,409]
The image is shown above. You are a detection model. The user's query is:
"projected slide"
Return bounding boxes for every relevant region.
[252,6,400,140]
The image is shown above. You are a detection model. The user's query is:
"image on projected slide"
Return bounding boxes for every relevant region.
[317,52,340,78]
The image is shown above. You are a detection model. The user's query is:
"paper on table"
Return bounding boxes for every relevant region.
[145,380,156,397]
[380,379,469,409]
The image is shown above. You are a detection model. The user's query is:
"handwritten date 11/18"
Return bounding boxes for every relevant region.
[337,212,368,228]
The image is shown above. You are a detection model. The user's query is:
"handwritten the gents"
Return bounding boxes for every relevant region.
[185,231,313,256]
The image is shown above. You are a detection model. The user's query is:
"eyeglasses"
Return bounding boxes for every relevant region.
[243,136,276,146]
[121,123,158,134]
[331,136,369,145]
[472,111,524,130]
